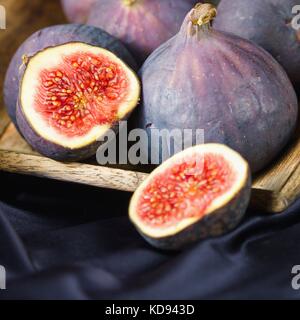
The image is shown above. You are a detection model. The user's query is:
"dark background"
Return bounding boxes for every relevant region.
[0,171,300,300]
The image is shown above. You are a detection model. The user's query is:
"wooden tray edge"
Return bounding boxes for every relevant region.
[1,149,299,213]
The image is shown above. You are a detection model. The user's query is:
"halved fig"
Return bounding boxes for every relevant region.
[17,42,140,161]
[129,144,251,250]
[4,24,138,131]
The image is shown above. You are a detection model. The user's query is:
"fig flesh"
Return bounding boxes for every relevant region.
[129,143,251,250]
[17,42,140,161]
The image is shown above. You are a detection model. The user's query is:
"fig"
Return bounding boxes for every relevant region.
[87,0,194,64]
[139,3,298,173]
[17,42,140,161]
[61,0,96,23]
[4,24,137,129]
[129,143,251,250]
[214,0,300,90]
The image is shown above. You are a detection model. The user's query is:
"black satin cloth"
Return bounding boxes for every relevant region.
[0,171,300,300]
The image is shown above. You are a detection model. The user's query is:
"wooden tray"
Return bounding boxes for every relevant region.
[0,0,299,213]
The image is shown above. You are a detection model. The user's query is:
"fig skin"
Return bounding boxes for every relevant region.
[60,0,220,26]
[61,0,96,23]
[87,0,195,64]
[4,24,137,128]
[214,0,300,91]
[139,4,298,173]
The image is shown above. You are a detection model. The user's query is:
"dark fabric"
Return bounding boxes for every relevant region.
[0,171,300,300]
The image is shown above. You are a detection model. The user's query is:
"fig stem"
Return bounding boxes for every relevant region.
[190,3,217,27]
[122,0,137,6]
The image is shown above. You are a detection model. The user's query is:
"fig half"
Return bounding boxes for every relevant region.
[4,24,138,130]
[17,42,140,161]
[129,144,251,250]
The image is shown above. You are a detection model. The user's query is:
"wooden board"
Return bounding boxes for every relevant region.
[0,0,299,213]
